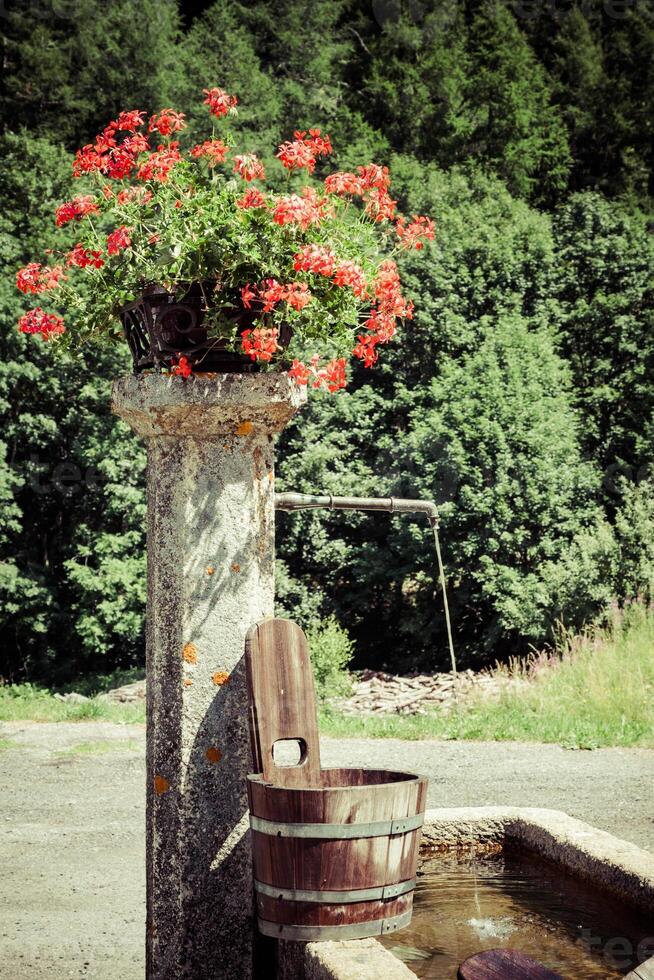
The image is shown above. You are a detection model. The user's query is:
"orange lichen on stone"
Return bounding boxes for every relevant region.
[182,642,197,664]
[231,562,241,573]
[205,747,223,763]
[183,678,193,687]
[212,671,231,686]
[206,566,215,575]
[235,420,253,436]
[268,471,274,481]
[154,775,170,795]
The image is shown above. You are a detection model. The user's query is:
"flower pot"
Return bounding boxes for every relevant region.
[120,282,291,374]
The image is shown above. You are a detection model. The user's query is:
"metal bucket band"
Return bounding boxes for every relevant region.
[257,908,413,941]
[254,877,415,904]
[249,812,424,840]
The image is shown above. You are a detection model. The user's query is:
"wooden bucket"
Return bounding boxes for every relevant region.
[246,619,428,941]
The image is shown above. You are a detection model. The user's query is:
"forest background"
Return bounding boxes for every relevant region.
[1,0,653,683]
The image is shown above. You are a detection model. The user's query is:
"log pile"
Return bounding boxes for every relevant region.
[334,668,511,716]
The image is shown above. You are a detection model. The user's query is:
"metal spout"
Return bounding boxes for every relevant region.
[274,492,439,525]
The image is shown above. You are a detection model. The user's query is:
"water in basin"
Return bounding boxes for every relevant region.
[380,848,654,978]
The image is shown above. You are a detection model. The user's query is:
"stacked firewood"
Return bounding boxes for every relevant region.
[334,668,509,716]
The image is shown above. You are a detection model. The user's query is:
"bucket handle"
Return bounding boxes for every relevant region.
[245,619,322,787]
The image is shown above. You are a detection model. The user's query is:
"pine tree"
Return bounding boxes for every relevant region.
[0,0,181,147]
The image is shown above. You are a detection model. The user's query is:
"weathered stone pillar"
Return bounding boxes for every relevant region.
[111,373,305,980]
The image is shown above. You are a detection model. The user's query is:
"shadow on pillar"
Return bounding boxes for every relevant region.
[179,655,259,979]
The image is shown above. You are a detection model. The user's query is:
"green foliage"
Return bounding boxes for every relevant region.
[360,1,571,204]
[404,316,615,659]
[614,479,654,604]
[0,682,145,724]
[0,132,146,681]
[305,616,354,700]
[552,192,654,476]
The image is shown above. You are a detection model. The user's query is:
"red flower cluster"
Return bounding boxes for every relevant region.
[55,195,99,227]
[203,87,238,117]
[396,215,435,250]
[323,163,396,223]
[137,142,181,183]
[332,260,368,298]
[149,110,186,136]
[241,280,313,313]
[293,246,367,298]
[273,188,326,231]
[72,110,150,180]
[276,129,332,174]
[324,172,363,196]
[18,307,65,339]
[288,355,346,392]
[67,244,104,269]
[241,327,280,362]
[233,154,266,182]
[16,263,66,293]
[352,260,413,368]
[236,188,267,210]
[190,139,229,165]
[106,226,132,255]
[116,186,153,205]
[171,355,192,378]
[293,244,337,277]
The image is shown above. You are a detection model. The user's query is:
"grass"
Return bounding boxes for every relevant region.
[2,605,653,749]
[321,603,654,749]
[0,682,146,724]
[57,738,142,756]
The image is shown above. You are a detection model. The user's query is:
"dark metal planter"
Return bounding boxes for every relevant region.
[120,282,291,374]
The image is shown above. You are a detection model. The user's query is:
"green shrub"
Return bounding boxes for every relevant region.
[305,616,354,701]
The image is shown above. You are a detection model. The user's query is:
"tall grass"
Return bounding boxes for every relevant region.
[321,603,654,748]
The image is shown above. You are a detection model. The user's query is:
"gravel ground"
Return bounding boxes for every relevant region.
[1,721,653,979]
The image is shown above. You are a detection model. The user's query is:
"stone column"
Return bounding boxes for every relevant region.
[111,373,305,980]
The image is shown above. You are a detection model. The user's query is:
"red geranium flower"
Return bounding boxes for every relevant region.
[283,283,312,311]
[203,87,238,118]
[241,283,257,309]
[364,187,396,223]
[171,355,192,378]
[137,142,181,183]
[333,260,368,298]
[241,327,280,362]
[293,244,337,277]
[190,139,229,165]
[288,359,312,384]
[112,110,146,132]
[236,188,267,210]
[55,195,99,227]
[395,214,435,250]
[18,307,65,339]
[259,279,285,313]
[324,172,363,196]
[233,154,266,182]
[106,226,132,255]
[67,244,105,269]
[148,110,186,137]
[358,164,391,191]
[312,356,347,392]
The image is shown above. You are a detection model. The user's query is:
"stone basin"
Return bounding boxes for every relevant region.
[281,807,654,980]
